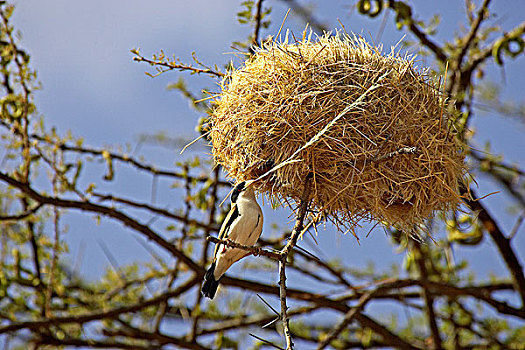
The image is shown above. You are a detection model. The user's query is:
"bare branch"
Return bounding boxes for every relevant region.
[413,241,442,349]
[0,120,230,185]
[278,259,292,349]
[457,0,492,66]
[316,291,374,350]
[0,203,43,221]
[252,0,265,48]
[0,276,199,334]
[94,191,219,233]
[0,171,201,272]
[133,53,224,78]
[464,187,525,309]
[278,175,312,349]
[206,236,280,260]
[407,21,448,62]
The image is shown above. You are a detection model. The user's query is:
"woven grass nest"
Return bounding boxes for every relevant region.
[210,32,466,232]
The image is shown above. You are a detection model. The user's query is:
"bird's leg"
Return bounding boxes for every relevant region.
[252,246,262,257]
[221,238,234,253]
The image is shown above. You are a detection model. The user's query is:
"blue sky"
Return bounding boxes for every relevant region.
[10,0,525,305]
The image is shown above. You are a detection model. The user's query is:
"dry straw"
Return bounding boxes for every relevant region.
[209,31,466,233]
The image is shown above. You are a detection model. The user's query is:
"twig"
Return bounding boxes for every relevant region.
[509,213,524,240]
[278,175,312,349]
[252,0,265,49]
[470,149,525,177]
[206,236,280,260]
[470,150,525,208]
[190,168,221,340]
[110,318,211,350]
[257,294,280,316]
[406,21,447,62]
[45,200,61,318]
[0,171,201,272]
[413,241,442,350]
[457,0,492,66]
[0,203,43,221]
[0,120,232,186]
[220,274,518,347]
[93,191,218,233]
[198,304,316,336]
[316,291,374,350]
[0,276,199,334]
[466,20,525,74]
[354,313,422,349]
[133,54,224,78]
[278,260,292,349]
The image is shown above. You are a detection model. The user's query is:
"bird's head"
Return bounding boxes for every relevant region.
[231,181,245,203]
[231,180,255,203]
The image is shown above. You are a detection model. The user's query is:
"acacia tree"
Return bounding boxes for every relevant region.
[0,0,524,349]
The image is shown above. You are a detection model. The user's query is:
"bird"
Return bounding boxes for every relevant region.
[201,180,263,299]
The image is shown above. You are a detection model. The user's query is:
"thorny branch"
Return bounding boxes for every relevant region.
[278,175,312,349]
[207,236,280,260]
[132,52,224,78]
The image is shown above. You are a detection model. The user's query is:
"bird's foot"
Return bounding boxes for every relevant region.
[221,239,235,253]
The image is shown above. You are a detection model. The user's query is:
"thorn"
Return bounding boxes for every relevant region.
[256,294,280,316]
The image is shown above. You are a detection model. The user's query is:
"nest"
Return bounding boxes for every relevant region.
[209,32,466,232]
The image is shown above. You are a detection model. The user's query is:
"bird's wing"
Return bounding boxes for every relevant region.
[213,203,239,259]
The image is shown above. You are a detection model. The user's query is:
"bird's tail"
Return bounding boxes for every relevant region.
[201,263,220,299]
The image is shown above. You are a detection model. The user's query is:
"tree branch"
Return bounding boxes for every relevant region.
[316,291,374,350]
[132,53,224,78]
[413,242,442,349]
[465,188,525,309]
[0,203,43,221]
[278,175,312,349]
[407,21,448,62]
[94,191,219,233]
[466,20,525,72]
[457,0,492,66]
[252,0,265,48]
[206,236,280,260]
[0,275,199,334]
[278,259,292,349]
[0,171,201,272]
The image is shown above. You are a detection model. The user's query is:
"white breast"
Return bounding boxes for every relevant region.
[213,191,263,279]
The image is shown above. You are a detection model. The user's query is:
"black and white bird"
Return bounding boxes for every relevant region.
[201,181,263,299]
